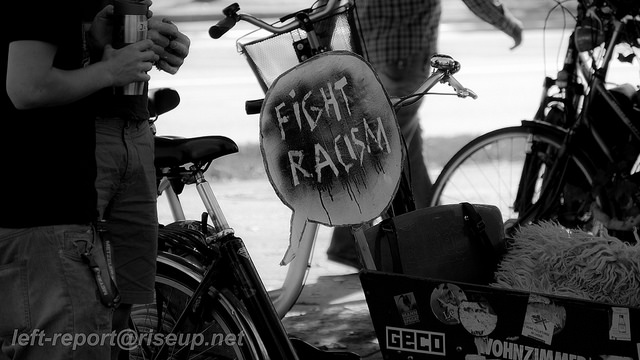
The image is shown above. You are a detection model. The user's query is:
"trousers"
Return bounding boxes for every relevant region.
[0,224,113,359]
[95,118,158,305]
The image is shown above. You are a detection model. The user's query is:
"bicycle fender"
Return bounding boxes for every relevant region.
[519,119,569,137]
[157,252,205,283]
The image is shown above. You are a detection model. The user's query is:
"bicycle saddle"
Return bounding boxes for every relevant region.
[154,136,238,168]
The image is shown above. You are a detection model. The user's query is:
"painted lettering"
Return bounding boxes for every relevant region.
[539,349,554,360]
[334,76,351,116]
[275,102,288,140]
[272,76,356,137]
[385,327,446,356]
[480,339,587,360]
[525,346,537,360]
[270,74,396,187]
[288,150,311,186]
[314,143,339,183]
[320,82,342,121]
[334,134,354,174]
[286,118,392,187]
[350,128,366,166]
[302,90,322,132]
[363,117,391,154]
[289,89,303,129]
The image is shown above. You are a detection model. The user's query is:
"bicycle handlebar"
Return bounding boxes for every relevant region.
[244,63,477,116]
[245,99,263,115]
[209,15,239,39]
[209,0,342,38]
[208,4,478,115]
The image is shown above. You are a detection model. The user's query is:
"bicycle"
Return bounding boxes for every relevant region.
[128,1,478,359]
[429,0,640,239]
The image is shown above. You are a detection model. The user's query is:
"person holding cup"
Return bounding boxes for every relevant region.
[86,1,190,358]
[1,0,159,358]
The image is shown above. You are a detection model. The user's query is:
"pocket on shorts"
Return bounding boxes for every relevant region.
[61,226,116,308]
[0,260,31,337]
[60,226,94,263]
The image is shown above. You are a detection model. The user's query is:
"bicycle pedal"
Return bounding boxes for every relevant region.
[289,337,361,360]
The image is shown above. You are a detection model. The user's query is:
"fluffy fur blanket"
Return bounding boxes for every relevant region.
[491,221,640,307]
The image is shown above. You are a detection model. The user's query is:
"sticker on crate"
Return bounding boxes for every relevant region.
[259,51,403,265]
[360,270,640,360]
[430,283,467,325]
[609,307,631,341]
[386,326,446,356]
[395,292,420,325]
[473,337,590,360]
[458,295,498,337]
[521,294,566,345]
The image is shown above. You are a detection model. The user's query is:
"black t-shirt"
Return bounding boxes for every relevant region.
[0,0,98,227]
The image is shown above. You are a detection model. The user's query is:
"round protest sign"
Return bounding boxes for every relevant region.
[260,51,403,264]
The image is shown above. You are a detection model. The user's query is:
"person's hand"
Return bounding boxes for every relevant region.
[90,1,154,58]
[508,21,523,50]
[143,0,153,18]
[503,7,523,49]
[102,39,159,87]
[147,17,190,74]
[90,5,115,53]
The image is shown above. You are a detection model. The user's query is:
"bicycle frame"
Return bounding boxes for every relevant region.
[156,170,301,359]
[513,9,640,231]
[159,172,319,317]
[578,15,640,159]
[145,2,480,358]
[156,53,476,319]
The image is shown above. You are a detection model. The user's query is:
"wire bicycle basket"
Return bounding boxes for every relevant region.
[237,0,365,92]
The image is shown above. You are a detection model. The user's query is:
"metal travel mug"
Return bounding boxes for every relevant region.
[113,0,148,95]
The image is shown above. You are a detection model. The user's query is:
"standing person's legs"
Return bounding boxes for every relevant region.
[328,0,441,268]
[327,56,433,268]
[95,118,158,360]
[377,57,432,208]
[0,225,113,360]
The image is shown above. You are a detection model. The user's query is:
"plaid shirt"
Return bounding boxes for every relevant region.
[357,0,520,68]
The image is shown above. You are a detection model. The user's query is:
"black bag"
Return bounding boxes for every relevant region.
[364,203,505,285]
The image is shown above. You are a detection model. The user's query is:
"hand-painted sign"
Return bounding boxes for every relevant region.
[260,51,403,264]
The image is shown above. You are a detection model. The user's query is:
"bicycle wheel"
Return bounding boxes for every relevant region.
[129,254,266,360]
[430,122,599,229]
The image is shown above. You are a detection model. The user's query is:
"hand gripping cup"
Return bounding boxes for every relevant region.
[259,51,404,265]
[113,0,148,95]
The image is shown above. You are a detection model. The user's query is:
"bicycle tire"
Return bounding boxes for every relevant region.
[129,253,267,360]
[430,122,604,230]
